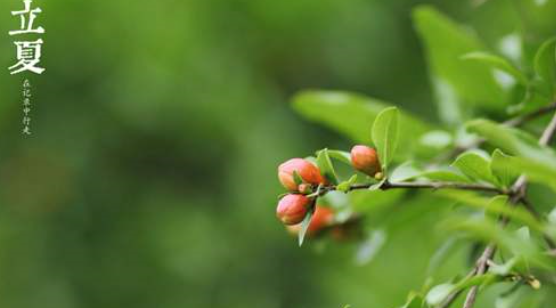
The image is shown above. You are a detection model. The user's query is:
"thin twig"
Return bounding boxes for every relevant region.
[505,102,556,128]
[461,110,556,308]
[538,108,556,146]
[317,181,507,196]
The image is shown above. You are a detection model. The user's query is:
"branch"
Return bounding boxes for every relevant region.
[505,102,556,128]
[317,180,507,196]
[460,110,556,308]
[538,107,556,146]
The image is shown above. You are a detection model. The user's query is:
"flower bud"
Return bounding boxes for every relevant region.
[284,206,334,236]
[350,145,381,176]
[307,206,334,234]
[278,158,325,191]
[276,194,311,225]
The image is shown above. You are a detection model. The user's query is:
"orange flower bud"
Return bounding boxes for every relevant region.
[284,205,334,236]
[350,145,381,176]
[308,206,334,234]
[276,194,311,225]
[278,158,325,191]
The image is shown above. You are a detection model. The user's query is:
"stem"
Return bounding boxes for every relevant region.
[505,101,556,128]
[460,110,556,308]
[318,180,507,196]
[538,108,556,146]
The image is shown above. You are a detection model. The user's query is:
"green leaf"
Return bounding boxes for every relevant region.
[420,169,472,183]
[466,119,556,161]
[372,107,400,170]
[516,226,530,241]
[438,192,542,232]
[451,151,497,185]
[337,174,358,193]
[534,37,556,94]
[549,207,556,225]
[510,157,556,192]
[440,215,539,259]
[389,165,472,183]
[488,257,519,276]
[368,178,386,191]
[413,6,506,124]
[316,148,339,185]
[390,162,423,182]
[298,205,315,246]
[490,149,518,189]
[327,149,352,165]
[292,90,430,155]
[461,51,527,85]
[425,283,455,306]
[419,130,453,149]
[467,119,556,191]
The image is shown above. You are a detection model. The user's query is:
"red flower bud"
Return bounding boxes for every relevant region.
[284,205,334,236]
[350,145,381,176]
[307,206,334,234]
[276,194,311,225]
[278,158,325,191]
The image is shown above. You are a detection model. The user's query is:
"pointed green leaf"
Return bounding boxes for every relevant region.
[549,207,556,225]
[426,283,455,306]
[413,5,506,124]
[327,149,352,165]
[534,37,556,94]
[298,205,315,246]
[337,174,358,193]
[292,90,430,155]
[368,178,386,191]
[390,162,423,182]
[439,192,543,232]
[490,149,518,188]
[461,51,527,85]
[316,148,339,185]
[420,169,472,183]
[466,119,556,161]
[452,151,497,185]
[467,119,556,192]
[372,107,400,170]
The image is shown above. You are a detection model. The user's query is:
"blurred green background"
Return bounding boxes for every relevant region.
[0,0,555,307]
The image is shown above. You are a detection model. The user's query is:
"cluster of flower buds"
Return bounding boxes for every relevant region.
[275,146,381,240]
[276,158,326,224]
